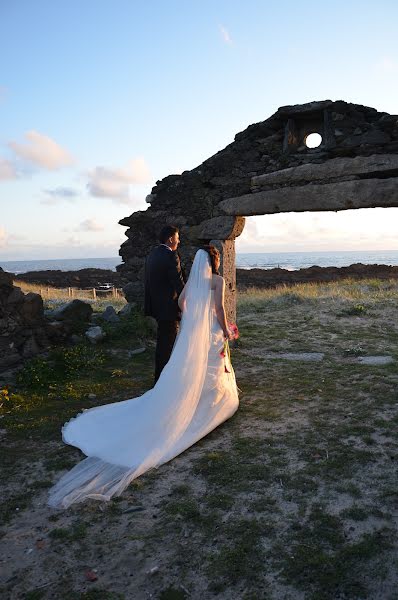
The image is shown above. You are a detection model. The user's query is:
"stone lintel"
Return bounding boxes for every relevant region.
[195,216,245,241]
[251,154,398,190]
[277,100,334,116]
[220,177,398,216]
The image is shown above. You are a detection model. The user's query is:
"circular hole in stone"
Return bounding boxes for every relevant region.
[305,133,322,148]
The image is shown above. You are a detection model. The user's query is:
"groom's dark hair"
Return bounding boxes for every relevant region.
[159,225,179,244]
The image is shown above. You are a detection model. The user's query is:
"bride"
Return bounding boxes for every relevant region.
[48,246,239,508]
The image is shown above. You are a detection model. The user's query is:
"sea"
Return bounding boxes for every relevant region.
[1,250,398,274]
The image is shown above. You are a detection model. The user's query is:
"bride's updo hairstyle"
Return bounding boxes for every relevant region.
[203,245,220,275]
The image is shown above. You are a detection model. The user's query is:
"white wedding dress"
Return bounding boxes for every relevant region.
[48,250,239,508]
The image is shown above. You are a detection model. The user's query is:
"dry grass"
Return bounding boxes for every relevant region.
[13,279,127,311]
[238,277,398,309]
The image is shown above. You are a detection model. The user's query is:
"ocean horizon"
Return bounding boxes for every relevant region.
[1,250,398,275]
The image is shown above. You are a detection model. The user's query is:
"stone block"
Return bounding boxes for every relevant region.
[194,216,245,241]
[222,177,398,216]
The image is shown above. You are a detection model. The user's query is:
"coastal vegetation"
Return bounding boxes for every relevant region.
[1,279,397,599]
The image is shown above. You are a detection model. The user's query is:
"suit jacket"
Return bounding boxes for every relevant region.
[144,245,185,321]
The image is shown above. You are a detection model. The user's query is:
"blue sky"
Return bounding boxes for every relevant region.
[1,0,397,260]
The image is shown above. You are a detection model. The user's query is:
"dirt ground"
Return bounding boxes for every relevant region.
[1,281,398,600]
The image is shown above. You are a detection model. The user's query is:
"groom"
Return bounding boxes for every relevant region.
[144,225,185,382]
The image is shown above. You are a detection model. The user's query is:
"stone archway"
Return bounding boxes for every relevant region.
[117,100,398,321]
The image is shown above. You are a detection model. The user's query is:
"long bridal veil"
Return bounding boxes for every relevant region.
[48,249,213,508]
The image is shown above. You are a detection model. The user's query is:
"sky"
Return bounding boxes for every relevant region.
[1,0,398,261]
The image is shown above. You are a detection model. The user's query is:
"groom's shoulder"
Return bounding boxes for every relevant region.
[149,245,166,256]
[148,245,172,263]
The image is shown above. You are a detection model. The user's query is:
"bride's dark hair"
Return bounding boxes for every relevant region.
[203,245,220,275]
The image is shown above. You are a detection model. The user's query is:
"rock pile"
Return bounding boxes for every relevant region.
[237,263,398,289]
[0,268,49,371]
[14,268,122,289]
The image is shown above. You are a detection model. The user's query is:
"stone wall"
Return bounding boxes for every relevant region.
[117,100,398,320]
[0,268,49,372]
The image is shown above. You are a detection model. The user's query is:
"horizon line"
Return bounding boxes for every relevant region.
[1,248,398,263]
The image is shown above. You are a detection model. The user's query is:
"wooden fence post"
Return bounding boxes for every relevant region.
[92,288,97,300]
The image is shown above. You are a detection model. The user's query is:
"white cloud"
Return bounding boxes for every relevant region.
[8,130,74,170]
[79,218,104,232]
[64,235,82,247]
[41,187,78,204]
[0,158,17,181]
[87,157,151,203]
[0,226,9,248]
[220,25,232,44]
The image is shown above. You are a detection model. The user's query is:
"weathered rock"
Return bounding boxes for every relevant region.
[251,154,398,190]
[220,177,398,216]
[358,356,394,365]
[193,216,245,241]
[0,267,49,372]
[209,239,237,321]
[236,263,398,289]
[52,299,93,322]
[22,337,40,358]
[118,302,136,317]
[85,326,105,344]
[123,281,144,304]
[19,293,44,323]
[128,347,146,356]
[15,268,122,289]
[101,305,120,323]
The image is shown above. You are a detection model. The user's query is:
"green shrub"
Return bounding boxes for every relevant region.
[16,356,54,390]
[340,303,367,317]
[16,345,106,389]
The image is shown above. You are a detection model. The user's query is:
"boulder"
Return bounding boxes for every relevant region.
[128,346,146,356]
[101,305,120,323]
[52,299,93,322]
[118,302,136,317]
[85,326,105,344]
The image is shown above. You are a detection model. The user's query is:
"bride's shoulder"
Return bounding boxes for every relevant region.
[212,273,224,287]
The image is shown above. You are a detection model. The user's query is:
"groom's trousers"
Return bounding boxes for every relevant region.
[155,320,179,383]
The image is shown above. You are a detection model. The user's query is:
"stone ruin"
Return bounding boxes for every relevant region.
[117,100,398,321]
[0,268,49,372]
[1,100,397,373]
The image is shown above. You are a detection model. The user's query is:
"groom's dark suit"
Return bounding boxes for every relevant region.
[144,245,185,382]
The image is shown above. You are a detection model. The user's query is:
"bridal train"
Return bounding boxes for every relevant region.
[48,250,239,508]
